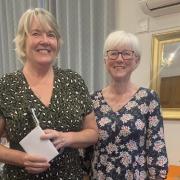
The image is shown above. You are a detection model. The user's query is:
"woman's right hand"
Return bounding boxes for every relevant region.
[23,153,50,174]
[1,117,50,174]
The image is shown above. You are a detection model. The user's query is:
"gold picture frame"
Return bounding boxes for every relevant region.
[151,30,180,120]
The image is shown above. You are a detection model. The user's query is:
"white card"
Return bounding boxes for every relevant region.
[19,126,59,162]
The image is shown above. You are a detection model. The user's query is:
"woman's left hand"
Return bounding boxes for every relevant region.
[41,129,72,150]
[41,112,98,149]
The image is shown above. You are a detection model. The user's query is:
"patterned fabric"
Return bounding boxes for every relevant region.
[0,66,93,180]
[90,88,168,180]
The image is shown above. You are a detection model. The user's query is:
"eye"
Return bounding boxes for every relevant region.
[110,51,118,56]
[48,32,56,38]
[122,51,130,56]
[31,31,41,37]
[122,50,133,56]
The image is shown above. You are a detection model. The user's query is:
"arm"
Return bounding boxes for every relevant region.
[69,111,98,148]
[41,71,98,149]
[0,117,26,167]
[42,111,98,149]
[0,117,50,174]
[146,92,168,179]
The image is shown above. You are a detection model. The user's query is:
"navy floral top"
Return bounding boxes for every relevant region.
[90,87,168,180]
[0,66,93,180]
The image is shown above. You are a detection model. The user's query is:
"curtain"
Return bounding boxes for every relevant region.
[0,0,116,92]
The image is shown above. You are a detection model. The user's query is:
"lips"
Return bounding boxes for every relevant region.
[113,65,125,69]
[36,47,51,54]
[38,49,50,53]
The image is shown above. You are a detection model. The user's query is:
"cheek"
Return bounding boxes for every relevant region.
[52,39,58,47]
[105,61,111,69]
[25,39,37,52]
[51,42,59,54]
[105,64,114,74]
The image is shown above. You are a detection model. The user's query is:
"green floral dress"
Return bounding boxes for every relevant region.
[0,66,93,180]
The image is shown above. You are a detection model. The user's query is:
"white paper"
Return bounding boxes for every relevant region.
[19,126,59,162]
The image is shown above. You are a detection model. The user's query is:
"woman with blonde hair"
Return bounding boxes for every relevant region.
[0,8,98,180]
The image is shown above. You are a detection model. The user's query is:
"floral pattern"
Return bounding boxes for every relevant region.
[91,87,168,180]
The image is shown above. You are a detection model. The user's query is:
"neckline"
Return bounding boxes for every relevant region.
[99,87,142,113]
[19,66,57,109]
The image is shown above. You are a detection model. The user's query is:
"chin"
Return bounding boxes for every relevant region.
[37,59,54,65]
[112,74,127,80]
[112,72,125,77]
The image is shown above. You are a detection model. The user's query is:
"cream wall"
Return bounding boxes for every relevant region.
[115,0,180,165]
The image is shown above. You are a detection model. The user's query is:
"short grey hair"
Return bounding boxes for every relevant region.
[103,31,141,59]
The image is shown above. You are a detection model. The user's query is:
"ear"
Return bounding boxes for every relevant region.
[104,56,108,64]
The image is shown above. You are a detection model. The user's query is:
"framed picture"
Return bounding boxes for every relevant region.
[151,30,180,120]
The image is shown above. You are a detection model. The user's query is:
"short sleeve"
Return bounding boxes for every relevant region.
[63,69,93,117]
[72,72,93,116]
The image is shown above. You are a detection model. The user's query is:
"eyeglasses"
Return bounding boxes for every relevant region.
[106,50,134,60]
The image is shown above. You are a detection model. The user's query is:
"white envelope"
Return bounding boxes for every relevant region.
[19,126,59,162]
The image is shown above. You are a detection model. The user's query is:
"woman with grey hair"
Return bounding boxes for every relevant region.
[0,8,98,179]
[87,31,168,179]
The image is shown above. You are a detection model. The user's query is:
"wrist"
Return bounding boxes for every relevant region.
[63,132,74,147]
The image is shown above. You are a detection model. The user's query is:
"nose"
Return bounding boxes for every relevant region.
[116,52,123,61]
[40,33,49,45]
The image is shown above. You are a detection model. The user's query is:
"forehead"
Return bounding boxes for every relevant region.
[29,16,53,32]
[110,43,133,51]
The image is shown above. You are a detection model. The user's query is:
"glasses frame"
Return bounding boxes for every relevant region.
[106,50,135,60]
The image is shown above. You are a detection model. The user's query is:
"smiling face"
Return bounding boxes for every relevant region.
[105,45,140,81]
[103,31,141,82]
[25,17,59,66]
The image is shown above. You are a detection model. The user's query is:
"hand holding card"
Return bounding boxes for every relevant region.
[19,108,58,162]
[19,126,59,162]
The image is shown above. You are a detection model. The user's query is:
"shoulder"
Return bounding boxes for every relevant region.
[55,67,84,82]
[91,89,102,100]
[0,71,21,88]
[140,87,159,97]
[136,87,160,102]
[0,71,22,100]
[55,67,88,91]
[0,71,20,81]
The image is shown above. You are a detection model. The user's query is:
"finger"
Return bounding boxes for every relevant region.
[41,129,60,140]
[25,154,48,163]
[43,129,54,134]
[41,133,56,140]
[25,166,49,174]
[24,160,50,168]
[53,137,64,144]
[55,143,64,150]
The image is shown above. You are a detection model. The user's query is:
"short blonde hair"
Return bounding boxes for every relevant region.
[103,31,141,59]
[14,8,62,63]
